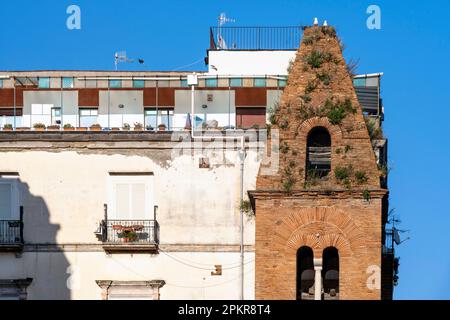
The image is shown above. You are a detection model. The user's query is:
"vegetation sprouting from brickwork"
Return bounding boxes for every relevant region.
[334,165,369,189]
[272,26,376,192]
[240,200,255,217]
[297,97,356,125]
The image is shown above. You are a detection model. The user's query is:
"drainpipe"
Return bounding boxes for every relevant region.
[238,141,245,300]
[189,74,246,300]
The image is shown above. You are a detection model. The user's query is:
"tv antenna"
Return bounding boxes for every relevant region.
[217,13,235,49]
[114,51,145,70]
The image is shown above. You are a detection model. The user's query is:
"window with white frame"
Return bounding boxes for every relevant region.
[51,108,61,125]
[0,178,18,221]
[144,109,173,130]
[38,77,50,89]
[31,104,52,116]
[30,104,53,127]
[62,77,74,89]
[0,279,33,300]
[79,109,98,127]
[108,174,154,220]
[96,280,165,300]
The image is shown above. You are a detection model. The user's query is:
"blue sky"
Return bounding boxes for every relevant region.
[1,0,449,300]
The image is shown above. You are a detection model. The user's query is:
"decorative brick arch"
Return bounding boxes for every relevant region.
[298,117,344,145]
[273,207,364,258]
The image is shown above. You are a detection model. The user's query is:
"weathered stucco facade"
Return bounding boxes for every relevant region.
[0,132,261,299]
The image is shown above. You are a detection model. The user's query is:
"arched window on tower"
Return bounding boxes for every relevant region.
[322,247,339,300]
[306,127,331,179]
[296,246,315,300]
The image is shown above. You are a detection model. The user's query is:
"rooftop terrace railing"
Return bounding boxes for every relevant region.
[210,26,303,50]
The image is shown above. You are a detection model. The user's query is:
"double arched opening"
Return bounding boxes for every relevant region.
[306,127,331,180]
[296,246,339,300]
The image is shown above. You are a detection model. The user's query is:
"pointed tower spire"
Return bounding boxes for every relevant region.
[257,24,381,192]
[250,25,390,301]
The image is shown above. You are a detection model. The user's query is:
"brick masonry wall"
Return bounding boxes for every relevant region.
[257,25,381,190]
[251,26,388,300]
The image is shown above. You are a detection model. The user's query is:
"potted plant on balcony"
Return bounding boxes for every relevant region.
[158,123,167,132]
[63,124,75,131]
[89,124,102,131]
[47,125,60,131]
[134,122,144,131]
[2,124,13,131]
[120,230,138,243]
[122,123,131,131]
[33,123,46,131]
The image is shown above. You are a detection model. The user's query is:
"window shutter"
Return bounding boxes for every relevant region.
[0,184,12,219]
[115,183,130,219]
[131,184,146,220]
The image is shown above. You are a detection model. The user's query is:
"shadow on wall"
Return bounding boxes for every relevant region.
[18,179,71,300]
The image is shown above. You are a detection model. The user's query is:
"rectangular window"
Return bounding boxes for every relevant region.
[109,80,122,88]
[0,178,18,221]
[254,78,267,87]
[51,108,62,125]
[278,79,287,87]
[144,109,173,130]
[108,175,154,220]
[230,78,243,87]
[133,80,145,88]
[144,109,157,130]
[79,109,98,127]
[0,184,12,220]
[205,78,218,87]
[353,78,366,87]
[62,77,74,89]
[38,77,50,89]
[31,104,52,115]
[0,80,3,88]
[180,79,189,87]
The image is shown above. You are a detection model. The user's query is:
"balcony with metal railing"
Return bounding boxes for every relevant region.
[97,205,159,253]
[210,26,303,50]
[0,207,24,252]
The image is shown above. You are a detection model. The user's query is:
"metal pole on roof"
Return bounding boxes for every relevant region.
[60,77,64,128]
[13,77,16,130]
[108,80,110,128]
[156,80,159,129]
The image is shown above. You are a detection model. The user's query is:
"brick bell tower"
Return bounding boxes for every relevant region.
[249,25,389,300]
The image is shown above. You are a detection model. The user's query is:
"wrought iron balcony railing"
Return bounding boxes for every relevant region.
[100,219,159,245]
[0,207,24,248]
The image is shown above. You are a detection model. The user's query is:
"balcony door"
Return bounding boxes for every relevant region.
[108,174,154,220]
[0,179,19,243]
